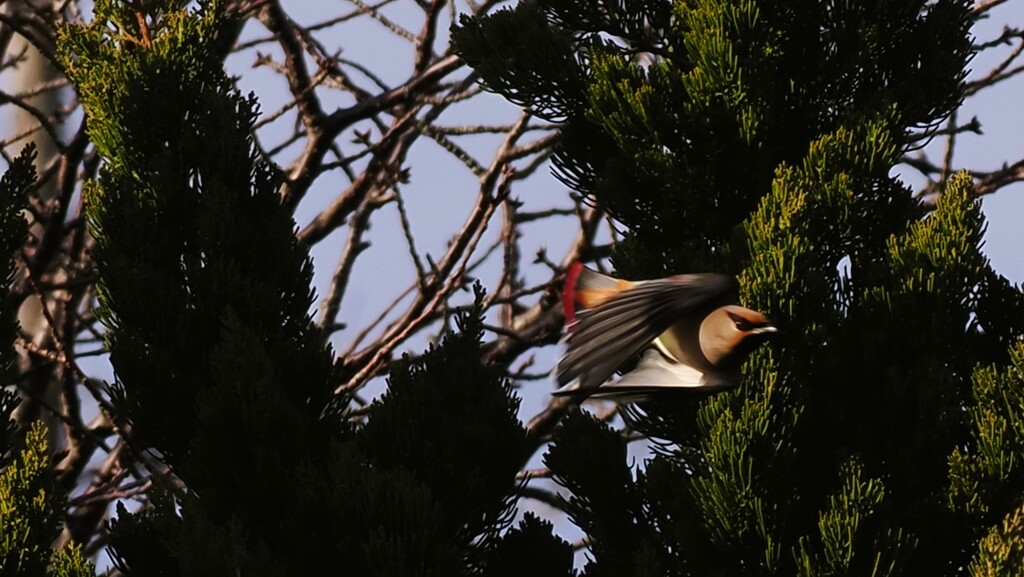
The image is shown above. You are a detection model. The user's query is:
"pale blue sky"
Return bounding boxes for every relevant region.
[266,0,1024,559]
[1,0,1021,567]
[259,0,1024,385]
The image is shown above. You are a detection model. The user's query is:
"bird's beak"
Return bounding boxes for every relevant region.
[752,325,778,335]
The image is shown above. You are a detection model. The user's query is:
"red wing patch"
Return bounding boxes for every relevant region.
[563,262,632,328]
[562,262,584,326]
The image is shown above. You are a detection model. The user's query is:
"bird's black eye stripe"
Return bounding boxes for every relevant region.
[727,311,755,331]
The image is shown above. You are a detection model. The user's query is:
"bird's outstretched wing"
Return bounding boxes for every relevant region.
[556,268,737,393]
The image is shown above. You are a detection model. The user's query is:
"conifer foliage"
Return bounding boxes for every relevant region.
[0,146,33,469]
[457,0,1024,575]
[2,0,1022,574]
[0,148,93,576]
[56,1,568,574]
[1,421,94,577]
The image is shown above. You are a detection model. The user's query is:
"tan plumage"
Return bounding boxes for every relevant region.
[555,263,776,401]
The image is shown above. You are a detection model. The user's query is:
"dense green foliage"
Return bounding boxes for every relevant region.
[0,146,33,472]
[3,0,1022,574]
[455,0,1024,575]
[56,1,569,574]
[0,149,93,576]
[1,421,94,577]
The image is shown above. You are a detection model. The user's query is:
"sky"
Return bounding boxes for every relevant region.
[255,0,1024,331]
[923,1,1024,283]
[262,0,1024,442]
[265,0,1024,560]
[2,0,1023,568]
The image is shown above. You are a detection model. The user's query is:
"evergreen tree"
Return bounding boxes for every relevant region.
[3,0,1019,573]
[1,421,94,576]
[456,0,1024,575]
[0,146,34,472]
[58,1,571,574]
[0,148,94,576]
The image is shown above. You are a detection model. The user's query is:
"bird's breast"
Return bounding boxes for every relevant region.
[654,322,715,373]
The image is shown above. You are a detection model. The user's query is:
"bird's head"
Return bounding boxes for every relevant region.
[700,305,777,369]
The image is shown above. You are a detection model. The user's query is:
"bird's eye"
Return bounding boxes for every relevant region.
[735,320,752,331]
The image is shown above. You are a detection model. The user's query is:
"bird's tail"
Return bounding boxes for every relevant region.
[562,263,634,325]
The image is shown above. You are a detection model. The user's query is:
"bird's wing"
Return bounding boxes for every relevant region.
[554,348,738,402]
[563,262,634,325]
[556,272,737,392]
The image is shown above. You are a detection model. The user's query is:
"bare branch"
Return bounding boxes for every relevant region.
[316,191,394,332]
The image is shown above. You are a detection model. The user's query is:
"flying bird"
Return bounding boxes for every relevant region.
[554,263,777,402]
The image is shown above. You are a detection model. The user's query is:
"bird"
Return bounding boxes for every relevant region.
[554,262,777,402]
